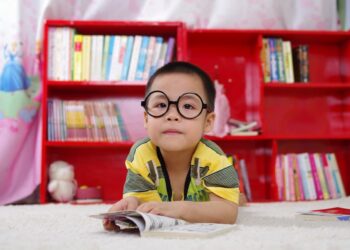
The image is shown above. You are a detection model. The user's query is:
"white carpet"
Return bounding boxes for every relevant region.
[1,197,349,250]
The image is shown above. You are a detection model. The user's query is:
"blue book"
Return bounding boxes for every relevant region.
[268,38,279,82]
[105,36,115,80]
[121,36,135,80]
[135,36,150,81]
[297,154,310,200]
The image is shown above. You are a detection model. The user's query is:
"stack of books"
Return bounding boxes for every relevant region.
[275,153,346,201]
[228,118,261,136]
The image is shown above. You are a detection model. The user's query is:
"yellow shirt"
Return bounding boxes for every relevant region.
[123,137,240,204]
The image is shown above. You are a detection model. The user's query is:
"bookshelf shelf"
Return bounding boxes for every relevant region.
[41,21,349,204]
[45,141,134,148]
[264,82,350,90]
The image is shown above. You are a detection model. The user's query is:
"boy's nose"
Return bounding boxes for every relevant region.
[166,104,180,121]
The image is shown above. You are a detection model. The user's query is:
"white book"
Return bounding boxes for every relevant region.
[149,37,163,76]
[54,28,65,80]
[157,41,168,69]
[90,35,104,81]
[108,35,121,81]
[282,41,294,83]
[230,121,258,133]
[230,131,259,136]
[47,27,55,80]
[127,35,143,81]
[326,153,346,197]
[90,36,98,81]
[298,153,317,200]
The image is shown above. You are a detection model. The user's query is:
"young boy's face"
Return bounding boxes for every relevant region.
[143,72,215,152]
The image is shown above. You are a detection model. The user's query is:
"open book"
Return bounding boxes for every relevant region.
[296,207,350,222]
[90,210,235,238]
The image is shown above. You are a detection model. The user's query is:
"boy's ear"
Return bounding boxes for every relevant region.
[204,112,215,133]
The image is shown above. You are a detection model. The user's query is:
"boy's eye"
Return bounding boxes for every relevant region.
[153,102,167,109]
[183,103,195,110]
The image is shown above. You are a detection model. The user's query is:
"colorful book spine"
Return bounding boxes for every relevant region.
[282,41,294,83]
[261,38,271,83]
[108,36,121,81]
[290,154,303,201]
[275,38,285,82]
[102,35,110,80]
[149,37,164,76]
[135,36,150,80]
[239,159,252,201]
[321,153,337,199]
[73,34,83,81]
[82,35,91,81]
[313,153,330,200]
[326,153,346,198]
[308,153,323,200]
[143,36,156,80]
[121,36,135,80]
[297,154,311,200]
[128,35,143,81]
[287,154,296,201]
[268,38,278,82]
[282,155,290,201]
[165,37,175,64]
[105,35,115,81]
[274,155,284,201]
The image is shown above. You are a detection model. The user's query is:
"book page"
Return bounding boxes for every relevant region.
[138,212,187,232]
[142,223,236,238]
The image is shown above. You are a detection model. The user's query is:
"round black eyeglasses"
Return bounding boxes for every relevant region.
[141,90,209,119]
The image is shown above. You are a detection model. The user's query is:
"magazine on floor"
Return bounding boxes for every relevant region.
[90,210,236,238]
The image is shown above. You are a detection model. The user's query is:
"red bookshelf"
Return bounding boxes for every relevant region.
[40,20,185,203]
[41,21,349,203]
[186,29,350,201]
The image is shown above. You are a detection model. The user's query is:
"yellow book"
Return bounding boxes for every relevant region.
[82,35,91,81]
[73,34,83,81]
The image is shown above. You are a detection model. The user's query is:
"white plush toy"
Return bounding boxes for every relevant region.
[48,161,77,202]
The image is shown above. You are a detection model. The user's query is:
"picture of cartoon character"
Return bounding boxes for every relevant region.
[0,42,30,92]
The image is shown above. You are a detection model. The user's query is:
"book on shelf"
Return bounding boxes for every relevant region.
[261,37,310,84]
[292,45,309,83]
[228,118,260,136]
[47,99,129,142]
[90,210,235,238]
[275,152,346,202]
[47,27,175,82]
[227,155,245,198]
[239,159,252,201]
[296,207,350,222]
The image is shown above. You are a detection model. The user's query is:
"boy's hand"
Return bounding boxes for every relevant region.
[103,196,139,231]
[137,201,185,220]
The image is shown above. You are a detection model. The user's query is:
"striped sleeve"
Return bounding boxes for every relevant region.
[203,165,240,204]
[123,156,161,203]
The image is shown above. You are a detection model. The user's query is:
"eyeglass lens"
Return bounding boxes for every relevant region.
[145,92,204,118]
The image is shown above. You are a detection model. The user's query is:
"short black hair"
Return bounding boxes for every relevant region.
[145,61,216,112]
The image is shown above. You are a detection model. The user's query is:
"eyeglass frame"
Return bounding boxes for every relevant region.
[141,90,209,119]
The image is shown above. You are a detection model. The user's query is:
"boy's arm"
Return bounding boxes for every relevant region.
[137,193,238,224]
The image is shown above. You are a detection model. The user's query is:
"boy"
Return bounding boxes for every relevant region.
[104,62,239,231]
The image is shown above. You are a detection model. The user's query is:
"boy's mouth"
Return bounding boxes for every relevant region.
[162,129,183,135]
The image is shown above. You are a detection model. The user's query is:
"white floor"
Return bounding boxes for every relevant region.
[1,197,349,250]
